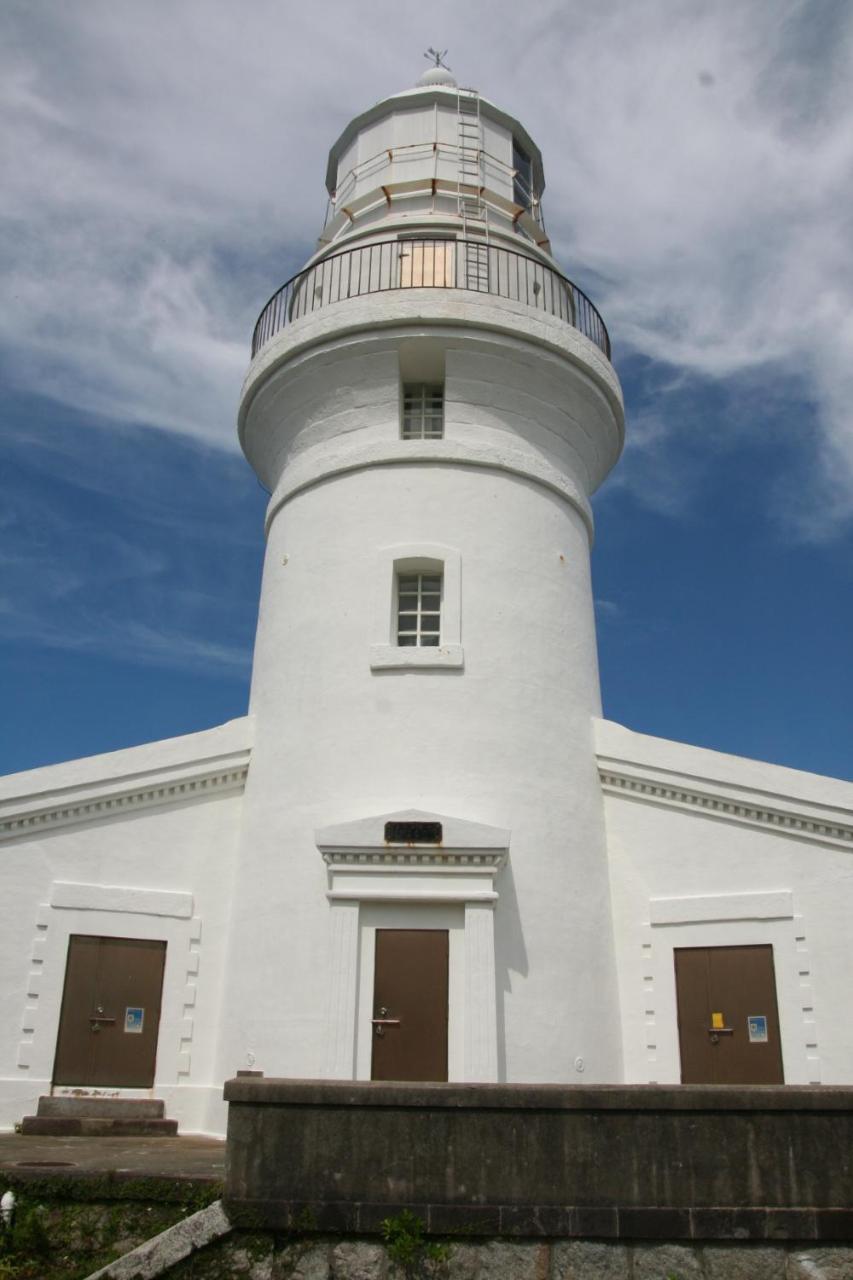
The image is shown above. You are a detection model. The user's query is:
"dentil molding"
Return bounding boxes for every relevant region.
[598,765,853,851]
[0,757,250,842]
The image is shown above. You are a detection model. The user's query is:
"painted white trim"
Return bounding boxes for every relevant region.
[355,902,467,1083]
[16,901,201,1085]
[599,765,853,851]
[267,448,594,541]
[327,888,497,903]
[636,913,819,1087]
[370,644,464,669]
[316,808,509,856]
[649,890,794,926]
[317,809,508,1083]
[464,901,499,1081]
[370,543,463,671]
[324,900,360,1079]
[0,759,249,842]
[50,882,194,919]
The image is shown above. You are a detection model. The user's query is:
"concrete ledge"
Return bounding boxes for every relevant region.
[223,1079,853,1240]
[224,1200,853,1242]
[223,1077,853,1111]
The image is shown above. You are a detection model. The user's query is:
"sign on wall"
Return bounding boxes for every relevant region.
[747,1015,768,1043]
[124,1007,145,1035]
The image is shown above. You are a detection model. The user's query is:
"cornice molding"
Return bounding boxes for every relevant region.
[0,757,250,843]
[598,763,853,851]
[322,849,506,871]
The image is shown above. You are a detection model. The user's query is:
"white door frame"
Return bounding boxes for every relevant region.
[316,809,509,1082]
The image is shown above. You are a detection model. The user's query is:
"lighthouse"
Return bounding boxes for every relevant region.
[5,56,853,1146]
[216,60,626,1087]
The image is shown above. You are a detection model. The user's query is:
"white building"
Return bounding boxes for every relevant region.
[2,67,851,1138]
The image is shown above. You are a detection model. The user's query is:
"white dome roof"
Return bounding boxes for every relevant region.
[417,65,457,88]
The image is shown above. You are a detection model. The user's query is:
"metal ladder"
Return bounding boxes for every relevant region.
[456,88,490,292]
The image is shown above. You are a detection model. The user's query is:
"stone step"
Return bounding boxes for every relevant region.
[20,1115,178,1137]
[35,1095,165,1120]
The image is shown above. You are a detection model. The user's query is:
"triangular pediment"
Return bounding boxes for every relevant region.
[315,808,510,855]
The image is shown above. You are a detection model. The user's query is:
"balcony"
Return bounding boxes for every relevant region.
[251,238,610,360]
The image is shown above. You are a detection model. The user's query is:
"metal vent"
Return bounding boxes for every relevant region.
[384,821,443,844]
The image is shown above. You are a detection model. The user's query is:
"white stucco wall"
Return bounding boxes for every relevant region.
[0,719,251,1134]
[597,718,853,1086]
[229,263,626,1086]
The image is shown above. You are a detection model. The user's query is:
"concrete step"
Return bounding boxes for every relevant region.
[21,1096,176,1136]
[35,1095,165,1120]
[20,1115,178,1137]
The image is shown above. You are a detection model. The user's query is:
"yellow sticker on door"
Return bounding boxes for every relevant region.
[711,1011,725,1029]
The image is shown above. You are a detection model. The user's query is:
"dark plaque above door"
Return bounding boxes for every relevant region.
[384,821,443,844]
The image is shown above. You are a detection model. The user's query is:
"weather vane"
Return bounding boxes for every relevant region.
[424,48,450,71]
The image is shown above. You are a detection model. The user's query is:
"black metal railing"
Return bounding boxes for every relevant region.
[251,238,610,359]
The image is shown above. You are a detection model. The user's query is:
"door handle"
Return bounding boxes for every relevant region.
[708,1027,733,1045]
[372,1007,401,1037]
[89,1015,116,1033]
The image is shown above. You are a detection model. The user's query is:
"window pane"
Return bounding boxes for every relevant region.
[401,383,444,440]
[395,568,444,649]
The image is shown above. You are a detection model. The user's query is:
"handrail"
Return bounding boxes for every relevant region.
[251,238,610,360]
[330,140,538,221]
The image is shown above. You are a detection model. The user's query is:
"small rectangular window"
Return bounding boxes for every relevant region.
[402,384,444,440]
[397,572,442,647]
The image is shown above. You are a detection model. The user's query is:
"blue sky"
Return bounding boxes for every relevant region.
[1,0,851,781]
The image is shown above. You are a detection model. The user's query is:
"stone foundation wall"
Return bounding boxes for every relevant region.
[165,1234,853,1279]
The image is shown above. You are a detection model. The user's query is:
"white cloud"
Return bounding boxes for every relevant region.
[2,0,852,532]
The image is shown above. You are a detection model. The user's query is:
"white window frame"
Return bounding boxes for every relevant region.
[370,543,463,670]
[401,383,444,440]
[396,570,442,647]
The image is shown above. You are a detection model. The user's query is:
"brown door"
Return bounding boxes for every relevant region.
[675,944,784,1084]
[53,936,167,1087]
[371,930,448,1082]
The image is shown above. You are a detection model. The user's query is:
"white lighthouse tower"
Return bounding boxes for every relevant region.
[217,60,626,1087]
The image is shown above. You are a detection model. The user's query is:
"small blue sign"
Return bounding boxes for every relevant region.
[124,1007,144,1034]
[747,1015,768,1043]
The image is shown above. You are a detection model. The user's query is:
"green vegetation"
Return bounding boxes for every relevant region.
[0,1187,214,1279]
[381,1209,450,1278]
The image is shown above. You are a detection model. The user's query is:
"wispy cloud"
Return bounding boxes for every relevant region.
[0,597,251,672]
[2,0,852,534]
[0,415,261,673]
